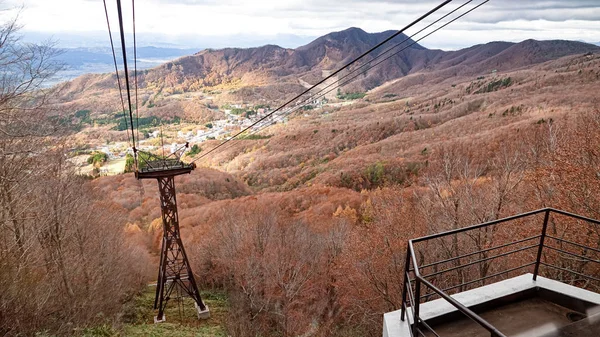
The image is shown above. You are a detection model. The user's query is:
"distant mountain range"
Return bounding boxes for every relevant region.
[135,27,599,93]
[57,27,600,105]
[49,46,200,85]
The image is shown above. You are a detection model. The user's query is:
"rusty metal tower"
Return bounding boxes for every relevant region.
[103,0,208,323]
[135,145,209,322]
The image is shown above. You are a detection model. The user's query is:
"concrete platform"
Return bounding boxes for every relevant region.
[424,297,582,337]
[383,273,600,337]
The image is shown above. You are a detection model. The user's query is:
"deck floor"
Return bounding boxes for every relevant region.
[424,297,591,337]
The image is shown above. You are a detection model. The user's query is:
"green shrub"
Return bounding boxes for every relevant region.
[337,92,367,100]
[365,162,385,186]
[124,154,135,172]
[187,144,202,156]
[475,77,512,94]
[238,134,271,140]
[87,152,108,165]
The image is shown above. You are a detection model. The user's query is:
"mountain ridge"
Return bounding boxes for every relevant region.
[55,27,600,114]
[135,27,600,92]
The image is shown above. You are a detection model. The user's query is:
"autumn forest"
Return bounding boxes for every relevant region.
[1,8,600,337]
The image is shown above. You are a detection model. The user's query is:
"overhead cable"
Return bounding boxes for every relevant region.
[115,0,138,164]
[189,0,453,163]
[103,0,131,147]
[132,0,140,148]
[250,0,491,134]
[191,0,490,164]
[225,0,483,144]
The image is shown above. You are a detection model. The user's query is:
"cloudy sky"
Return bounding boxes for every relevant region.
[2,0,600,50]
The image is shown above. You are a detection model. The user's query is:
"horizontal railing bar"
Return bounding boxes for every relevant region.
[546,235,600,254]
[417,276,508,337]
[423,262,536,298]
[411,209,548,243]
[548,208,600,225]
[422,244,538,278]
[419,235,541,270]
[540,262,600,283]
[418,318,441,337]
[545,245,600,265]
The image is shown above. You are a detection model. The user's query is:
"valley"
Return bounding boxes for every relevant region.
[73,30,600,336]
[54,28,600,184]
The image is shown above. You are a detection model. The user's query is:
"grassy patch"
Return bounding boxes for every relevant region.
[124,286,228,337]
[123,322,226,337]
[82,286,228,337]
[238,133,271,140]
[337,91,366,100]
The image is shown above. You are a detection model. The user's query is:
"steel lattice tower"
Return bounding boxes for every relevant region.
[136,151,209,322]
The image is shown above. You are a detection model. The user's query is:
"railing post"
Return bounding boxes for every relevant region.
[400,246,411,321]
[413,277,421,336]
[533,209,551,281]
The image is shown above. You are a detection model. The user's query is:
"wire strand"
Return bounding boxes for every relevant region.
[132,0,140,149]
[261,0,490,132]
[103,0,131,147]
[191,0,489,164]
[189,0,453,164]
[231,0,480,143]
[115,0,138,167]
[291,0,475,110]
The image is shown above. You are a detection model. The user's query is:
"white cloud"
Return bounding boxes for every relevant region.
[2,0,600,49]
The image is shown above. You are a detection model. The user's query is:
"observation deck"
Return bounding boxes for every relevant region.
[135,159,195,179]
[134,144,195,180]
[383,208,600,337]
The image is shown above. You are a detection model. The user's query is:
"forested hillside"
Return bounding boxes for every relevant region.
[87,51,600,336]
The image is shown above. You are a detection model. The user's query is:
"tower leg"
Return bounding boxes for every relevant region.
[153,175,209,322]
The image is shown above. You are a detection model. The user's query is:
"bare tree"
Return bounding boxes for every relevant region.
[0,11,151,335]
[417,144,528,291]
[0,11,64,334]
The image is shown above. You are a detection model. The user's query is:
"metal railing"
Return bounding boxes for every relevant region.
[400,208,600,337]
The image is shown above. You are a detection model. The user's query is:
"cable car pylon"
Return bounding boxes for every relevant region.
[135,144,210,322]
[105,0,208,322]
